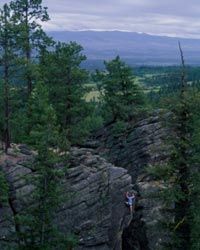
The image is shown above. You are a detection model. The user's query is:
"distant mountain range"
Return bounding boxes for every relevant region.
[47,31,200,66]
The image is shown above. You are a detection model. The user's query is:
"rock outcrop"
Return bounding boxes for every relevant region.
[92,113,169,180]
[88,112,170,250]
[0,145,132,250]
[0,112,170,250]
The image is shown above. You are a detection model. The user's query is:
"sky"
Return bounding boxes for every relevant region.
[1,0,200,38]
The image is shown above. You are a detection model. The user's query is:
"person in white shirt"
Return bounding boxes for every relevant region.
[125,191,135,213]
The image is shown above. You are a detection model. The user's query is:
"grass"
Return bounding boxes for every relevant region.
[85,90,100,102]
[84,73,162,102]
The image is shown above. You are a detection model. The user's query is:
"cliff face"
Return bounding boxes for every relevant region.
[0,145,132,250]
[0,113,169,250]
[92,114,169,181]
[90,113,170,250]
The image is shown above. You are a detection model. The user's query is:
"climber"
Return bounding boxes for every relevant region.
[125,191,135,213]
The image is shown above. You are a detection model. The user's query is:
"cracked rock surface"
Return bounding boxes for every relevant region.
[0,145,132,250]
[92,113,170,250]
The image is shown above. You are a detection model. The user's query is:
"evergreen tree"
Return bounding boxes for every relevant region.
[16,82,67,249]
[40,42,91,144]
[0,167,9,207]
[27,82,59,148]
[188,87,200,250]
[0,83,4,145]
[10,0,51,95]
[0,3,16,152]
[173,43,190,249]
[148,44,192,249]
[96,56,145,122]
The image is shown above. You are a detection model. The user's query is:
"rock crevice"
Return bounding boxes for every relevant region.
[91,113,169,250]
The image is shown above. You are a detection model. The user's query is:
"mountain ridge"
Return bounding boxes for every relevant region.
[47,30,200,66]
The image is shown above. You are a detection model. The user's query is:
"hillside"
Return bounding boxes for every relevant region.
[48,30,200,66]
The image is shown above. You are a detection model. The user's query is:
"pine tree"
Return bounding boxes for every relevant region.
[148,44,192,249]
[16,82,68,249]
[27,82,59,148]
[172,42,191,249]
[0,3,16,152]
[0,167,9,207]
[188,82,200,250]
[40,41,91,144]
[10,0,51,96]
[96,56,145,122]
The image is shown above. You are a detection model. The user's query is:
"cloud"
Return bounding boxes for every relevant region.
[1,0,200,38]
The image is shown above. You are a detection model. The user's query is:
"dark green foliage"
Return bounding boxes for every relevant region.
[10,0,52,95]
[111,120,127,137]
[96,56,145,122]
[15,82,68,249]
[0,3,17,152]
[40,42,92,144]
[0,82,4,143]
[10,87,29,143]
[148,47,200,249]
[0,1,100,249]
[27,82,59,148]
[0,167,9,205]
[190,172,200,250]
[187,90,200,250]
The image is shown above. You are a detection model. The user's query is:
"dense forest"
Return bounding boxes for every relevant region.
[1,1,200,250]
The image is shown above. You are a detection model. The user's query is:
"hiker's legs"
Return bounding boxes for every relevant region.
[132,202,135,212]
[125,201,129,206]
[130,205,133,213]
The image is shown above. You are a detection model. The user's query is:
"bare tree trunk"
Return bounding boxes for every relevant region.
[4,62,10,153]
[25,1,32,96]
[3,6,11,153]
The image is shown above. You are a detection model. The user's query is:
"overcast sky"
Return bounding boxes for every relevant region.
[1,0,200,38]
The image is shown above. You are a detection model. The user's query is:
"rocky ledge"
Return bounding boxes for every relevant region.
[0,145,132,250]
